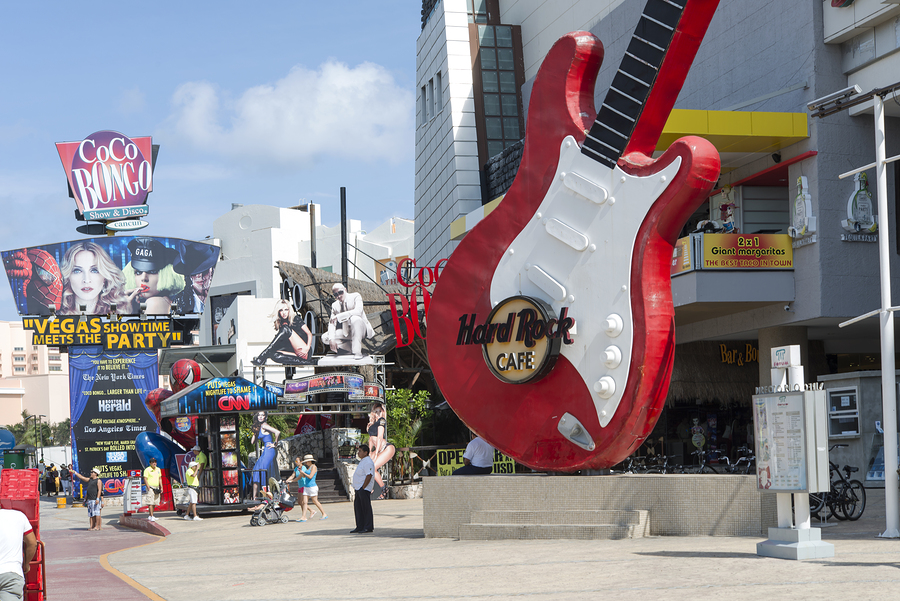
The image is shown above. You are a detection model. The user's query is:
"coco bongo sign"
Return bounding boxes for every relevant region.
[457,296,574,383]
[388,258,448,348]
[57,130,155,225]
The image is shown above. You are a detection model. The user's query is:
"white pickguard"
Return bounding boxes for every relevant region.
[490,136,682,428]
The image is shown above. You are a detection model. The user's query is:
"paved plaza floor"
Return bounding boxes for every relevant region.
[38,488,900,600]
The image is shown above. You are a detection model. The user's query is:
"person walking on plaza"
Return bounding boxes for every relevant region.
[285,455,305,500]
[0,508,37,601]
[192,444,208,477]
[72,468,104,530]
[452,433,495,475]
[67,465,76,499]
[184,461,203,521]
[295,455,328,522]
[143,457,163,522]
[351,446,375,533]
[58,463,70,497]
[45,464,57,497]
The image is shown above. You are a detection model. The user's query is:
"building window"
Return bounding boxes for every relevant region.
[13,347,23,352]
[467,0,488,23]
[420,85,427,126]
[827,388,860,438]
[435,71,442,115]
[14,367,24,373]
[49,366,62,372]
[428,78,435,120]
[14,356,24,362]
[470,20,525,167]
[49,355,61,362]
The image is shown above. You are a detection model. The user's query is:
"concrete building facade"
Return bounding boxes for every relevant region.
[198,203,413,379]
[0,321,69,426]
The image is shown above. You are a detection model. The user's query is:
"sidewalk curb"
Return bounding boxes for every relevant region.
[119,514,171,537]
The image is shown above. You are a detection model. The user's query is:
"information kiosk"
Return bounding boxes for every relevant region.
[159,377,279,513]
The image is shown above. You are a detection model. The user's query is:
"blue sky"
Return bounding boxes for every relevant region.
[0,0,420,320]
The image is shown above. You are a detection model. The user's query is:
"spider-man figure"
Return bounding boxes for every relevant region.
[3,249,62,314]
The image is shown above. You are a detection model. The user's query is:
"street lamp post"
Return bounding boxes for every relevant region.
[809,81,900,538]
[37,415,46,463]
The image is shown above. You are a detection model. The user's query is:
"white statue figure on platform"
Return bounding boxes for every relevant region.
[321,283,375,359]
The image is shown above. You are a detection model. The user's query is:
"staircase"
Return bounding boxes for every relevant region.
[281,463,348,503]
[458,509,649,540]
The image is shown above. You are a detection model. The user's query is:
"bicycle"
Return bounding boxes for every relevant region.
[642,455,680,474]
[684,449,718,474]
[809,444,866,521]
[719,446,756,475]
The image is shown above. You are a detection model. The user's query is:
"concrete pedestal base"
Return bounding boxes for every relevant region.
[757,526,835,560]
[425,474,777,538]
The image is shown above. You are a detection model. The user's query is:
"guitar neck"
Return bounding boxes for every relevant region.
[582,0,718,168]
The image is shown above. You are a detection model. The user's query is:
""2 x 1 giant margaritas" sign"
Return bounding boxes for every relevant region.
[57,130,155,227]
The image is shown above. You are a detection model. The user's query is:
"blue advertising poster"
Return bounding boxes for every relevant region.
[69,346,159,496]
[0,429,16,467]
[159,378,278,417]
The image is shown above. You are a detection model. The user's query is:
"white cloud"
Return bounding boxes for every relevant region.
[160,60,414,170]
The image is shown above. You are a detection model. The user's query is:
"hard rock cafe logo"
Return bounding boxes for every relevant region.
[456,296,574,384]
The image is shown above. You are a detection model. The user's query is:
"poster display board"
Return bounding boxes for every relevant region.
[670,235,696,276]
[159,377,279,417]
[124,477,143,513]
[435,447,515,475]
[700,234,793,270]
[22,315,183,350]
[283,373,365,402]
[752,390,829,493]
[69,346,159,496]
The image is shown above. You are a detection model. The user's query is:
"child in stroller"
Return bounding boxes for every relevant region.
[249,478,295,526]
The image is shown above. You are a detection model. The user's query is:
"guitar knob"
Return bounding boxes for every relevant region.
[604,314,624,337]
[593,376,616,399]
[604,346,622,368]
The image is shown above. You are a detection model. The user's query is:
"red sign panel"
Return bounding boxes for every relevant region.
[57,131,154,221]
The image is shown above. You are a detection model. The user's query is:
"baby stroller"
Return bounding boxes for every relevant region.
[250,478,295,526]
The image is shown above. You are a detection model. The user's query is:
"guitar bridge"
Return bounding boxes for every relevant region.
[557,413,595,451]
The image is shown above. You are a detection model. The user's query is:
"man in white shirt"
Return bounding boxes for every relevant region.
[452,434,495,475]
[0,508,37,601]
[351,446,375,533]
[322,283,375,359]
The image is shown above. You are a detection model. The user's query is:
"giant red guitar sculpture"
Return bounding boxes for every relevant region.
[427,0,721,471]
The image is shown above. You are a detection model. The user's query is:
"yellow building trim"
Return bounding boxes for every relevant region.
[450,196,503,241]
[450,110,809,238]
[658,109,808,153]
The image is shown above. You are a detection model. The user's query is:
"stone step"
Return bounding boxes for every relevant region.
[470,509,647,526]
[459,523,646,540]
[459,509,649,540]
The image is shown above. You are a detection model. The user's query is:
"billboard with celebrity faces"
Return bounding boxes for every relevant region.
[2,236,220,316]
